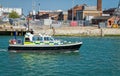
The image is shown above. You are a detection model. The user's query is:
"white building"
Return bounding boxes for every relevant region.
[0,7,22,16]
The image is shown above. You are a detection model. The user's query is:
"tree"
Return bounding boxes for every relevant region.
[9,11,20,18]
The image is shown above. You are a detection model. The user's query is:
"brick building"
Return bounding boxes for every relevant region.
[68,4,84,20]
[36,10,67,21]
[68,0,102,20]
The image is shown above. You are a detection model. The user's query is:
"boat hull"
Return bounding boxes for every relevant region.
[8,42,82,52]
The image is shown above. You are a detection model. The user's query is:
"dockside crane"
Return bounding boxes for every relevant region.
[112,0,120,28]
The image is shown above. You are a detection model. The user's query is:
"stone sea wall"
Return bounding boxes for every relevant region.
[33,26,120,36]
[1,25,120,36]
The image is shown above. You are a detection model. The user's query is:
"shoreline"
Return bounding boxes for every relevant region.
[0,25,120,37]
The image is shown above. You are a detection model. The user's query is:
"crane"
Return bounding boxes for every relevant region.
[112,0,120,28]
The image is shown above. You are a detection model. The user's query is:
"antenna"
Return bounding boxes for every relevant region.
[32,0,36,20]
[118,0,120,8]
[32,0,35,11]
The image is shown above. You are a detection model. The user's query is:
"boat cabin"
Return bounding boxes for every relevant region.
[24,33,60,45]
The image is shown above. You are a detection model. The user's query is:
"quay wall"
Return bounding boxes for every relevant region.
[103,29,120,36]
[33,26,120,36]
[1,25,120,36]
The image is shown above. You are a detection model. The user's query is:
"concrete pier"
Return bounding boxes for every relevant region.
[0,25,33,36]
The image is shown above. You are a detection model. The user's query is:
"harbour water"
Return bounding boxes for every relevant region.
[0,36,120,76]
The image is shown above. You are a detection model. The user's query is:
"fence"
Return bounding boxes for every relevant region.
[29,20,91,27]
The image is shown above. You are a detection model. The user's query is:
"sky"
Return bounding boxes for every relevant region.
[0,0,119,15]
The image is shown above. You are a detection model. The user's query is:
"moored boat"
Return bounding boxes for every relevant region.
[8,32,83,52]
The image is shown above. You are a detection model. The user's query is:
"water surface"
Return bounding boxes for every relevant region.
[0,36,120,76]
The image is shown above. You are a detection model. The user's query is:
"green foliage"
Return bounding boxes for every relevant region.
[9,11,20,18]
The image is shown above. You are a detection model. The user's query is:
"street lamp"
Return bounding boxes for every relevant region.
[72,0,74,21]
[70,0,77,26]
[38,3,40,12]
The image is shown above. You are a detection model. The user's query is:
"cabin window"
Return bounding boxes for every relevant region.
[32,37,35,41]
[44,37,49,41]
[39,37,43,41]
[32,36,43,41]
[49,37,54,41]
[37,37,40,40]
[36,37,43,41]
[25,38,30,42]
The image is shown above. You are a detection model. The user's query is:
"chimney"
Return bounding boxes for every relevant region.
[97,0,102,11]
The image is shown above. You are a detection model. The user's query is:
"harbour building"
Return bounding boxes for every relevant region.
[68,0,102,21]
[0,6,22,17]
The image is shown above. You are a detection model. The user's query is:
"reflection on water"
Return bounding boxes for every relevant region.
[0,49,7,52]
[7,52,80,76]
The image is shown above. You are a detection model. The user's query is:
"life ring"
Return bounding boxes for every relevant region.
[10,39,16,44]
